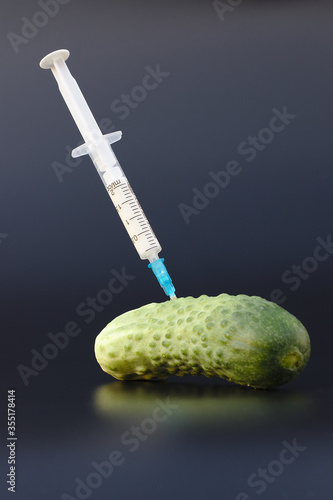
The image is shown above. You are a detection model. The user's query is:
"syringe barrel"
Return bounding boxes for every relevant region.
[105,175,162,261]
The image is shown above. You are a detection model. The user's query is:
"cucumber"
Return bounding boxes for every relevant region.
[94,294,310,389]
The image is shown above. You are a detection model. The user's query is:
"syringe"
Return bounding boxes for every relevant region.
[40,49,176,300]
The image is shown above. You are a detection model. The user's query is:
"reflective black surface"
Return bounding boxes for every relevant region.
[6,367,333,500]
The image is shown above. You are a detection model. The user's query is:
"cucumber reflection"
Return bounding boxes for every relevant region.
[92,381,312,427]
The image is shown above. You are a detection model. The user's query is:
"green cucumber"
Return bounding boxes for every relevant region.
[94,294,310,389]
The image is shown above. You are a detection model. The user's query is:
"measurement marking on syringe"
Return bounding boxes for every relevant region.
[136,230,152,237]
[145,246,159,252]
[129,215,144,221]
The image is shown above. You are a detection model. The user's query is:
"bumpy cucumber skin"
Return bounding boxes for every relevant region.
[94,294,311,389]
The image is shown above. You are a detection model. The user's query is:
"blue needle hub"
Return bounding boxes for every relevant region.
[148,258,176,300]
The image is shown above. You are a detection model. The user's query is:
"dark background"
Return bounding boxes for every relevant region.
[1,1,332,499]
